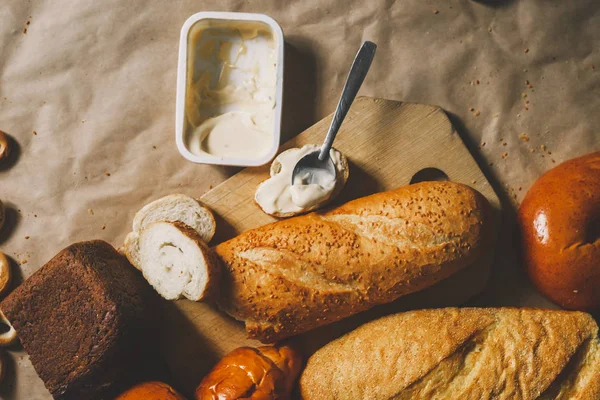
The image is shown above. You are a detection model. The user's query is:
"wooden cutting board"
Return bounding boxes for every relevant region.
[159,97,501,396]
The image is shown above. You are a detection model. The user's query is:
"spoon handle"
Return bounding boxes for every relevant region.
[319,41,377,161]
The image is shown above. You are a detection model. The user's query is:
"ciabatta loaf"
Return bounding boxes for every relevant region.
[300,308,600,400]
[214,181,492,343]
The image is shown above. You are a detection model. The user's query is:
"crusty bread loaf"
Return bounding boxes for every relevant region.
[138,221,219,301]
[125,194,216,270]
[214,181,492,343]
[0,241,156,400]
[300,308,600,400]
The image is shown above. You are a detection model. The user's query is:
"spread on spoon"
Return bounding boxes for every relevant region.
[255,144,349,217]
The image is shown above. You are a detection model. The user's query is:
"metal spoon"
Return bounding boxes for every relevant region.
[292,41,377,186]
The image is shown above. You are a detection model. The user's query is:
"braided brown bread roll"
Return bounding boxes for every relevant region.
[195,345,302,400]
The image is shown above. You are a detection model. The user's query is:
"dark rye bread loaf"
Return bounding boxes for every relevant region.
[0,240,156,400]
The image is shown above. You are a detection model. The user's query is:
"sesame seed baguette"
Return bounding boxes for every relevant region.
[214,181,493,343]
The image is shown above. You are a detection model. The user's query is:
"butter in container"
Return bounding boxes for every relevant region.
[176,12,284,166]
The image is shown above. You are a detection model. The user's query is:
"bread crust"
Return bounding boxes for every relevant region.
[299,308,600,400]
[123,231,142,271]
[215,181,492,343]
[132,194,216,243]
[518,151,600,311]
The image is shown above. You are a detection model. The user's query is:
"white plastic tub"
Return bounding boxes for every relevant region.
[176,12,284,166]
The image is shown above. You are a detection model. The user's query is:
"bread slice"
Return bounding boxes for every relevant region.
[300,308,600,400]
[137,221,218,301]
[123,231,143,271]
[255,146,350,218]
[124,194,215,270]
[132,194,216,241]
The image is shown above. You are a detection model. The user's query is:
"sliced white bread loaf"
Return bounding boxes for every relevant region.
[124,194,216,270]
[138,221,218,301]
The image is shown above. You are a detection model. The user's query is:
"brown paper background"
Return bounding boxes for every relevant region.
[0,0,599,398]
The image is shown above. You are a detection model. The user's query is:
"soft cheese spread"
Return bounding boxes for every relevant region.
[185,20,277,159]
[255,144,346,215]
[290,169,336,209]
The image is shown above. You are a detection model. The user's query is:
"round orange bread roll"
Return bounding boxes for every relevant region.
[196,345,302,400]
[115,381,186,400]
[517,151,600,311]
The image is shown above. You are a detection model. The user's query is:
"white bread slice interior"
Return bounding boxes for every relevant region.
[124,194,216,271]
[138,221,218,301]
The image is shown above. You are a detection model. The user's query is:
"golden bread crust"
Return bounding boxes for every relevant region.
[215,181,492,342]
